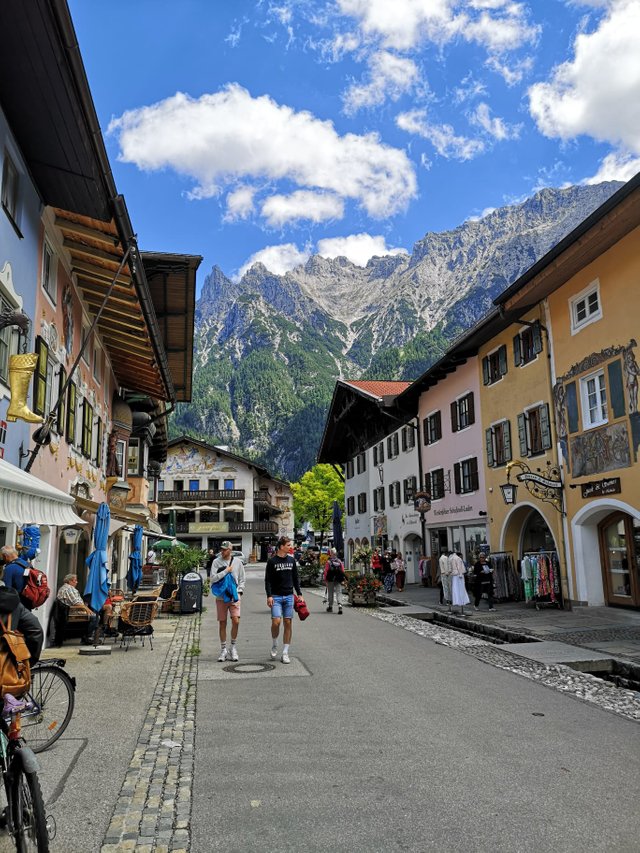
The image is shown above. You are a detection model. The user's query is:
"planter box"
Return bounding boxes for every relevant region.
[349,589,378,607]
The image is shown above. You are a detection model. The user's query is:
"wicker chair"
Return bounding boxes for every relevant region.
[118,601,158,651]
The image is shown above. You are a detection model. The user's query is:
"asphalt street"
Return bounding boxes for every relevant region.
[193,567,640,853]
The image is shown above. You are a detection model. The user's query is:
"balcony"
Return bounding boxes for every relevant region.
[254,489,271,504]
[159,520,278,535]
[229,521,278,533]
[158,489,245,503]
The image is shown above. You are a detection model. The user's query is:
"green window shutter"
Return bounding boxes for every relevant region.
[33,337,48,418]
[540,404,552,450]
[607,359,626,419]
[482,356,490,386]
[56,367,66,434]
[485,428,495,467]
[565,381,579,433]
[498,345,507,377]
[453,462,461,494]
[450,401,459,432]
[513,334,522,367]
[517,413,528,456]
[504,420,512,462]
[533,323,543,354]
[66,381,76,444]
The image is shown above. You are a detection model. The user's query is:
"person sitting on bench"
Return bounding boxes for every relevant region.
[55,573,98,645]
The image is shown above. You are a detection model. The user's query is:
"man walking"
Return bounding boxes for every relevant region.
[324,548,345,614]
[211,541,246,662]
[439,549,451,607]
[265,536,304,664]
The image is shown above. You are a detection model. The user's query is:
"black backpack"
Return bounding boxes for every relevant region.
[326,558,344,582]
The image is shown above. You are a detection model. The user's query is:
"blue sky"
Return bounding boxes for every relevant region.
[69,0,640,289]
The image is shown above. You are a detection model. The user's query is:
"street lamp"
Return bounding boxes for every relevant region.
[499,481,518,505]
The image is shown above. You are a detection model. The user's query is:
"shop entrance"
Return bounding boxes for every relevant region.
[598,512,640,607]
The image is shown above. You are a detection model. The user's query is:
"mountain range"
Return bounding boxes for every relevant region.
[170,181,622,480]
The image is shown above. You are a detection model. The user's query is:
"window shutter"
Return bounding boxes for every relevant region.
[373,446,378,466]
[532,323,543,354]
[395,482,400,505]
[470,457,479,492]
[379,443,384,463]
[498,345,507,377]
[485,428,495,467]
[33,337,48,417]
[380,489,385,510]
[540,404,552,450]
[467,392,475,425]
[450,401,459,432]
[373,490,378,512]
[607,359,626,419]
[56,366,66,434]
[517,413,528,456]
[482,356,490,386]
[387,436,392,456]
[513,333,522,367]
[401,429,407,452]
[388,484,393,504]
[503,420,512,462]
[434,410,441,440]
[565,382,579,433]
[95,418,103,467]
[423,419,429,445]
[66,381,76,444]
[453,463,461,494]
[393,434,399,456]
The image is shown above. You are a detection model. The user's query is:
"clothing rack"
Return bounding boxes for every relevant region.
[521,550,563,610]
[486,552,521,601]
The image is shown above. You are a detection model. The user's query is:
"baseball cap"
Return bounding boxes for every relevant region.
[220,540,232,549]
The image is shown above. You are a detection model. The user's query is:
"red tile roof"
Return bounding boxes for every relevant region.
[342,380,412,399]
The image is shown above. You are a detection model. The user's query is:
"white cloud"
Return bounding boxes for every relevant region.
[486,55,534,86]
[109,84,416,221]
[342,50,421,114]
[317,233,408,266]
[583,151,640,183]
[260,191,344,226]
[470,102,521,141]
[528,0,640,154]
[238,243,310,279]
[453,74,487,104]
[396,109,485,160]
[224,185,256,221]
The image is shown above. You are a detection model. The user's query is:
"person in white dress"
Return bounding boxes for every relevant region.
[448,551,469,615]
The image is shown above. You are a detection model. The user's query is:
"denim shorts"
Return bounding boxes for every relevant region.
[270,594,294,619]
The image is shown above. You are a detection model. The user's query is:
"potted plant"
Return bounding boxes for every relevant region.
[351,544,373,574]
[160,546,205,607]
[344,568,381,606]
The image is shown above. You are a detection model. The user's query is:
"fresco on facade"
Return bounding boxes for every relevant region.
[165,444,237,475]
[570,421,631,477]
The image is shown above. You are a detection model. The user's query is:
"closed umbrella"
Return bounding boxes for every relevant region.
[127,524,143,593]
[332,500,344,557]
[84,502,110,612]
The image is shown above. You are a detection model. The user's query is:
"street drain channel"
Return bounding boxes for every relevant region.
[409,611,542,645]
[584,662,640,693]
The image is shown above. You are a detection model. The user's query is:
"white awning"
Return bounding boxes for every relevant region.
[0,458,85,527]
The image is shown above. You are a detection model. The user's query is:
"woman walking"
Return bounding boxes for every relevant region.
[449,550,469,615]
[393,552,406,592]
[382,552,394,593]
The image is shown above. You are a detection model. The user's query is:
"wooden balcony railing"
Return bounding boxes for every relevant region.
[158,489,245,503]
[254,489,271,504]
[229,521,278,533]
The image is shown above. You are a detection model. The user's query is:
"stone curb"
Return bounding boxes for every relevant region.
[100,614,200,852]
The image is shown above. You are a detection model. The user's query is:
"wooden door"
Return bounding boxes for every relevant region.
[599,512,640,607]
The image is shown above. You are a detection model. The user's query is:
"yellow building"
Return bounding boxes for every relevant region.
[497,173,640,608]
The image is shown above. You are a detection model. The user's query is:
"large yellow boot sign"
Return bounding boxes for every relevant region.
[6,353,44,424]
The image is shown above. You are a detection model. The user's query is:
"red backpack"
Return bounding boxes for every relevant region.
[17,559,50,610]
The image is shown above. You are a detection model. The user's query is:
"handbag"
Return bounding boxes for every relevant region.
[293,595,309,621]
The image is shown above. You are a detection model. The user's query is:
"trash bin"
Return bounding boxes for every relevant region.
[180,571,203,614]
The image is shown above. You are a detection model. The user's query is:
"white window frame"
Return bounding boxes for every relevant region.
[1,148,20,230]
[570,279,602,335]
[580,369,608,430]
[41,238,57,305]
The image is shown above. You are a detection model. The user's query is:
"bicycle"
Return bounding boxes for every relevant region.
[19,660,75,754]
[0,693,50,851]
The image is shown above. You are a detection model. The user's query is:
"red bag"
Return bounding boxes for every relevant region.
[293,595,309,621]
[20,566,50,610]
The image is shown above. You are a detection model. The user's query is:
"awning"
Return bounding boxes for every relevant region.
[0,459,85,526]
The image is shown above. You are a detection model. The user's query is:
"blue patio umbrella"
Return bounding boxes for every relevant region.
[332,500,344,557]
[127,524,143,593]
[84,502,110,612]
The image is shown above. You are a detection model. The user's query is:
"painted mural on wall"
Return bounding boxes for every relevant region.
[570,421,631,477]
[165,444,237,476]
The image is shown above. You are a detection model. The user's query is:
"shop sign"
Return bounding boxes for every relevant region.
[433,505,473,517]
[516,471,562,490]
[62,528,82,545]
[581,477,621,499]
[189,522,229,533]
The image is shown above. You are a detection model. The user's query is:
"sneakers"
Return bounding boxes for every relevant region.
[281,652,291,664]
[270,646,278,660]
[326,606,333,612]
[230,647,239,662]
[338,607,343,615]
[217,649,228,662]
[489,607,496,612]
[474,606,479,611]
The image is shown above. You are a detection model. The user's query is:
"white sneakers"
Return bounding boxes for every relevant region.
[281,652,290,664]
[270,647,278,659]
[217,649,228,662]
[230,647,239,662]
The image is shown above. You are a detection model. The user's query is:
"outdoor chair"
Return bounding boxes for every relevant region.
[132,584,163,603]
[118,601,158,651]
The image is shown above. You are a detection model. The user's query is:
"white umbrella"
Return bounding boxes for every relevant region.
[223,504,245,512]
[160,504,189,512]
[195,505,219,511]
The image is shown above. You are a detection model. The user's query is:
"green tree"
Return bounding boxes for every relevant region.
[291,464,344,551]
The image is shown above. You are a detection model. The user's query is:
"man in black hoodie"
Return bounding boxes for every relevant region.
[0,564,43,665]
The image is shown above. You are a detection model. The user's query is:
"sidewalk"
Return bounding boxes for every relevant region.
[377,583,640,663]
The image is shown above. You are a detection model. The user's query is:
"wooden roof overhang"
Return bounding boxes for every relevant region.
[317,382,412,465]
[55,209,174,401]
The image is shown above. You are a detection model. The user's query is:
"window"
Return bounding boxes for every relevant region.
[55,367,66,435]
[570,281,602,333]
[189,479,200,491]
[401,425,416,451]
[451,392,475,432]
[430,468,445,500]
[1,151,19,228]
[224,478,235,490]
[346,460,354,479]
[388,481,401,508]
[66,381,76,444]
[93,346,101,382]
[32,337,49,418]
[513,323,542,366]
[373,486,385,512]
[373,442,384,466]
[42,240,57,304]
[158,479,165,492]
[423,411,442,445]
[115,439,126,477]
[81,399,94,458]
[81,325,91,364]
[94,418,103,467]
[357,492,367,513]
[482,345,507,385]
[174,479,184,492]
[386,433,399,459]
[356,452,367,474]
[454,457,479,494]
[517,404,552,457]
[347,496,355,516]
[403,476,417,503]
[485,421,512,467]
[580,370,608,429]
[208,478,219,490]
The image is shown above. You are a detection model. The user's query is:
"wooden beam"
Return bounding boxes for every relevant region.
[64,237,125,266]
[71,260,131,286]
[79,289,139,311]
[55,217,120,247]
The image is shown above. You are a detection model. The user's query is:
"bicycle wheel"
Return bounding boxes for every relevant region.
[21,665,75,753]
[11,767,49,852]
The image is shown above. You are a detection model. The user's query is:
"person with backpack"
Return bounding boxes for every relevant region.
[324,549,345,614]
[0,560,43,666]
[0,545,50,611]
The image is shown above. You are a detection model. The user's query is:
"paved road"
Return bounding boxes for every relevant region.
[193,567,640,853]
